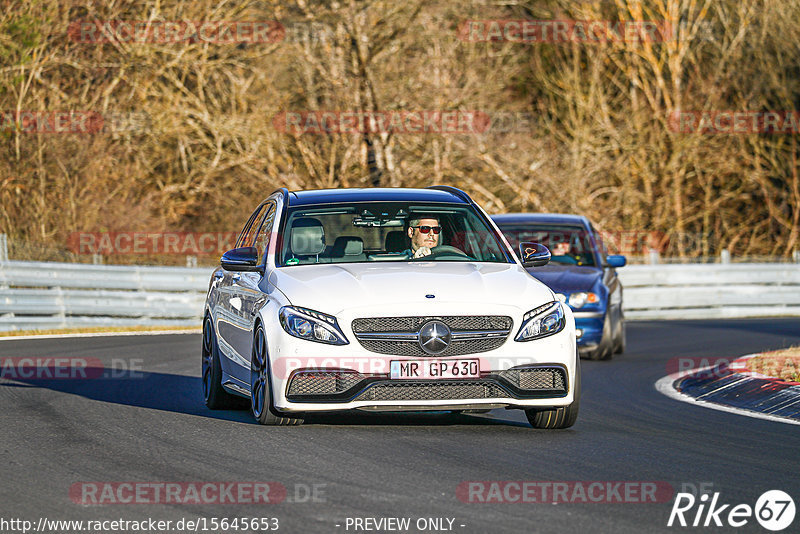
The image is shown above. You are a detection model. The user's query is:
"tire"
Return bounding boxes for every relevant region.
[525,357,580,429]
[202,315,243,410]
[250,324,303,426]
[586,313,613,361]
[613,316,626,355]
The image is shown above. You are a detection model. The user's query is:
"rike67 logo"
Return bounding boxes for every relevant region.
[668,490,795,531]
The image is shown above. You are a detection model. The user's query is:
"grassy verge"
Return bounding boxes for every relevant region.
[0,325,200,337]
[746,347,800,382]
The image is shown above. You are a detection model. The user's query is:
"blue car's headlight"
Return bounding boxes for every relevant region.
[279,306,349,345]
[569,292,599,309]
[515,301,566,342]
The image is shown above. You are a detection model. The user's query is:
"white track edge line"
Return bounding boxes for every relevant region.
[654,360,800,426]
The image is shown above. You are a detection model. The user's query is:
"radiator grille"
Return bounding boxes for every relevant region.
[352,315,512,356]
[352,316,512,333]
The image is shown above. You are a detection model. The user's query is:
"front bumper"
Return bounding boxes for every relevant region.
[261,301,578,413]
[286,365,568,404]
[573,311,604,350]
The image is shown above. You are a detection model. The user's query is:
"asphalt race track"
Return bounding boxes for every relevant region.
[2,319,799,534]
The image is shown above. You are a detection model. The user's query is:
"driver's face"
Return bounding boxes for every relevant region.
[408,218,440,251]
[553,242,570,255]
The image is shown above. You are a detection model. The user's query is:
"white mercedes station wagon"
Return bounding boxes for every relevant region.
[203,187,580,428]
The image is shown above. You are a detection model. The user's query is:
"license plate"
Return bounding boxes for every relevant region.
[389,359,480,380]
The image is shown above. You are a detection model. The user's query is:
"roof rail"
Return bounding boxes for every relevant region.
[427,185,472,203]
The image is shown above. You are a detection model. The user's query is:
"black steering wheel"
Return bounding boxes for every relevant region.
[415,245,472,260]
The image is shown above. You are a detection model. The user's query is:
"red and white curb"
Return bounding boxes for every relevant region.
[655,353,800,426]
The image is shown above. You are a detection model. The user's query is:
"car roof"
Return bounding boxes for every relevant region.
[491,213,591,227]
[287,188,469,206]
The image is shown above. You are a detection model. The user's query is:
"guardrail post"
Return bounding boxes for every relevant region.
[0,233,7,262]
[92,254,103,265]
[648,250,660,264]
[186,255,198,267]
[720,249,731,264]
[794,250,800,263]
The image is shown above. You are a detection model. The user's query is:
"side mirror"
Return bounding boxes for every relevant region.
[519,242,551,267]
[605,255,627,268]
[221,246,263,273]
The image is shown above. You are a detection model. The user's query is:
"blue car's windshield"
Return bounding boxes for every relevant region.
[278,202,513,266]
[495,224,597,267]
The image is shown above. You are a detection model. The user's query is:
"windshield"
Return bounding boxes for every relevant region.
[495,224,597,267]
[278,202,513,266]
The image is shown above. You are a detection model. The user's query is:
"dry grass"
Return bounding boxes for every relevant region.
[747,347,800,383]
[1,0,800,260]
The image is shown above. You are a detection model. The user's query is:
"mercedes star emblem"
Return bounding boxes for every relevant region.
[418,320,452,355]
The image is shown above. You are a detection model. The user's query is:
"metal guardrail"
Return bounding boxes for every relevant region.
[618,264,800,319]
[0,260,798,331]
[0,261,211,331]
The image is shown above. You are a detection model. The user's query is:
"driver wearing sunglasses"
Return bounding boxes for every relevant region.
[404,216,442,259]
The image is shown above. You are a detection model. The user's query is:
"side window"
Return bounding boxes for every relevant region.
[236,203,266,248]
[253,202,277,260]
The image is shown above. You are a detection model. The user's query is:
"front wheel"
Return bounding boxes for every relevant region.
[585,313,613,361]
[613,317,626,354]
[250,325,303,426]
[525,358,580,429]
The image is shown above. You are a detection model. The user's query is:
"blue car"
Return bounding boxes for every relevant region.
[492,214,627,360]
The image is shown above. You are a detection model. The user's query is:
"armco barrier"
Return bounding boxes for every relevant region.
[0,261,210,331]
[618,263,800,319]
[0,261,798,331]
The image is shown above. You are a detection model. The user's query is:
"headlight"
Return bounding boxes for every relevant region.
[279,306,349,345]
[515,301,566,342]
[569,292,598,309]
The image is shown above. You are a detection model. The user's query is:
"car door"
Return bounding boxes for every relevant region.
[226,200,277,380]
[216,202,268,375]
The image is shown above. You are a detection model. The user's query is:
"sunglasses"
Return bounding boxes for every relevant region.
[411,225,441,234]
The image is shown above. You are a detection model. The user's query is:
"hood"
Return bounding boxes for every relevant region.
[525,264,602,293]
[269,262,554,316]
